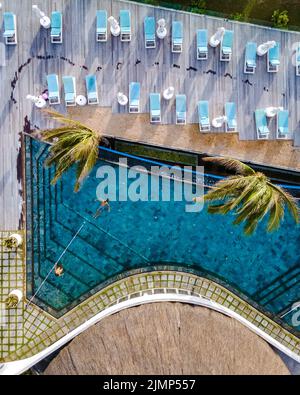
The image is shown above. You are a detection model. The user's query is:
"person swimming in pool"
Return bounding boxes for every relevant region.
[94,198,111,219]
[54,263,64,277]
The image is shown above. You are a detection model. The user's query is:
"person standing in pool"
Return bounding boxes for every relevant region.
[94,198,111,219]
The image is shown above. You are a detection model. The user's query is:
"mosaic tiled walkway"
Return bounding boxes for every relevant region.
[1,261,300,362]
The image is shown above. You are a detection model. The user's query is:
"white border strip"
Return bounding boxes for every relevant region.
[1,294,299,375]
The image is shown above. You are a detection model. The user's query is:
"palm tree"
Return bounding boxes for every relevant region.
[38,110,101,192]
[194,157,299,235]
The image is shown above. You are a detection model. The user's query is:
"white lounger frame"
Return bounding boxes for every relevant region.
[197,48,207,60]
[220,49,231,62]
[172,41,182,53]
[200,123,210,132]
[96,30,107,42]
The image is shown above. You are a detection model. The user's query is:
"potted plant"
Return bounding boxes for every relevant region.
[2,233,23,250]
[5,290,23,308]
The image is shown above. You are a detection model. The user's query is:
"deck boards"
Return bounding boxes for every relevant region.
[1,0,300,229]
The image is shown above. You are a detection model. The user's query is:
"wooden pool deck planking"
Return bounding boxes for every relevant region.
[1,0,300,229]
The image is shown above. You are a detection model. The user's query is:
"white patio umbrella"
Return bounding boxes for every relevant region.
[212,115,227,128]
[117,92,128,106]
[163,86,175,100]
[257,41,276,56]
[265,106,283,117]
[32,4,51,28]
[108,16,120,37]
[157,18,167,39]
[209,27,225,47]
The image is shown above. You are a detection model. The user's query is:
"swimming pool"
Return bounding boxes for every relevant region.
[25,138,300,333]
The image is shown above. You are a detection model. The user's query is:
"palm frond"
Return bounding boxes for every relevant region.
[36,111,101,192]
[202,156,255,176]
[195,157,299,236]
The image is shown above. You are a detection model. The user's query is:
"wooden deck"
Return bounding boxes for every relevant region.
[1,0,300,229]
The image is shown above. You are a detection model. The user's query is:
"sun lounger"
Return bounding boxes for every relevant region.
[198,101,210,132]
[255,109,270,139]
[47,74,60,105]
[172,21,183,53]
[129,82,140,113]
[85,75,99,105]
[268,42,280,72]
[277,109,289,139]
[144,16,155,49]
[197,29,208,60]
[120,10,131,42]
[96,10,107,42]
[296,44,300,76]
[225,102,237,132]
[176,95,186,125]
[62,76,76,106]
[3,12,17,45]
[244,42,257,74]
[51,11,63,44]
[220,30,233,61]
[150,93,161,123]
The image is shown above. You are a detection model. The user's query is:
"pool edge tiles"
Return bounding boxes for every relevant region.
[3,270,300,363]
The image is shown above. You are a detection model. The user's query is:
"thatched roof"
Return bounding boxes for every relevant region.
[43,303,289,375]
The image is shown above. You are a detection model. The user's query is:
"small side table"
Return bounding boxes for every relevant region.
[76,95,87,106]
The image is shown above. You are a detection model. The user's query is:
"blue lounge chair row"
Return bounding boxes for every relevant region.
[198,101,236,132]
[150,93,236,130]
[255,109,289,139]
[96,10,131,42]
[197,29,234,61]
[46,74,99,106]
[244,41,281,74]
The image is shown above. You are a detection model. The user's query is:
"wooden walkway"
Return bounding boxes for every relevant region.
[1,0,300,228]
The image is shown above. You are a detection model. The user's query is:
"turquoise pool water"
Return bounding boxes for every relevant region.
[26,139,300,332]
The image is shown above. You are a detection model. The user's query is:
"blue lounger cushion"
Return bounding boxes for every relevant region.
[225,102,237,129]
[255,109,269,135]
[245,42,257,67]
[120,10,131,32]
[86,75,98,99]
[278,110,289,135]
[97,10,107,33]
[129,82,140,106]
[144,17,155,41]
[3,12,15,36]
[176,95,186,119]
[269,42,280,65]
[222,30,234,54]
[197,29,208,52]
[47,74,59,93]
[172,21,183,42]
[150,93,160,116]
[198,101,209,126]
[62,76,75,101]
[51,11,62,36]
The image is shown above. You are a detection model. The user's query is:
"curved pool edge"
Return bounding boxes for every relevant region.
[1,270,300,373]
[1,293,300,375]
